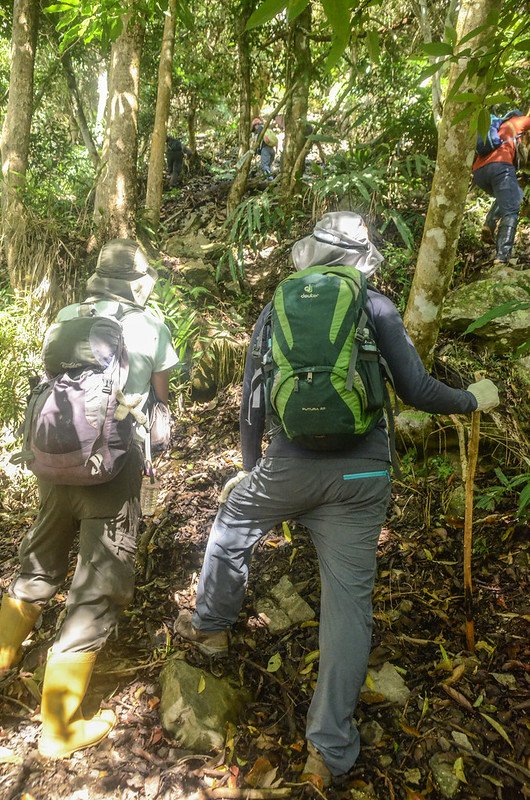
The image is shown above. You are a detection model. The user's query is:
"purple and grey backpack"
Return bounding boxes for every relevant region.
[13,302,135,485]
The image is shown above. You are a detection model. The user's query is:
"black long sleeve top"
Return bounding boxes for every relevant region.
[239,288,478,471]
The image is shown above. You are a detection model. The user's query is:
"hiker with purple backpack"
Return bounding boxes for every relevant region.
[0,239,178,759]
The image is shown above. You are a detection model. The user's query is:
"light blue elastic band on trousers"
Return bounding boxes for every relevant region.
[342,470,390,480]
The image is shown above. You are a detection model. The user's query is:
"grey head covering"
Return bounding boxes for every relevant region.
[85,238,158,307]
[291,211,383,277]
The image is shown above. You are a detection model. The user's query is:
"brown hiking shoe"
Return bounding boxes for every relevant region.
[302,741,332,788]
[174,610,228,656]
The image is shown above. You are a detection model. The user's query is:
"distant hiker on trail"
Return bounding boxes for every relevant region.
[472,110,530,264]
[1,239,178,759]
[174,211,500,786]
[251,117,277,180]
[166,135,192,188]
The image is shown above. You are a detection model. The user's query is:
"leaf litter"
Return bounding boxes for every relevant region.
[1,391,529,800]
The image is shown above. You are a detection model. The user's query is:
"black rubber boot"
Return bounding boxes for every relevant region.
[495,214,518,263]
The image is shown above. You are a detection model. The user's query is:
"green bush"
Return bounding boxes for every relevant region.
[0,289,46,428]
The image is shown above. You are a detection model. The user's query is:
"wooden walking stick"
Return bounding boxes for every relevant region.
[463,378,482,651]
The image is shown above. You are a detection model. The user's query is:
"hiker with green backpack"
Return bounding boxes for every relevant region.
[174,212,499,786]
[0,239,179,759]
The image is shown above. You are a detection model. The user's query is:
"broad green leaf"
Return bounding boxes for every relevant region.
[464,301,530,333]
[507,74,526,89]
[45,3,78,12]
[517,480,530,516]
[418,61,446,81]
[267,652,282,672]
[366,29,379,63]
[477,106,491,139]
[451,92,482,104]
[304,649,320,665]
[446,71,468,102]
[246,0,286,30]
[480,713,513,747]
[321,0,350,38]
[514,38,530,52]
[486,93,515,105]
[453,756,467,783]
[444,25,457,47]
[422,41,453,57]
[324,36,349,71]
[286,0,309,22]
[451,105,474,126]
[457,22,494,47]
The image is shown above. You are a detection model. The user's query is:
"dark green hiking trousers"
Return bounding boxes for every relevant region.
[11,445,143,653]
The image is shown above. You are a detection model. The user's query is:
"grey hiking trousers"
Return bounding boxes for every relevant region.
[192,455,392,776]
[10,445,143,653]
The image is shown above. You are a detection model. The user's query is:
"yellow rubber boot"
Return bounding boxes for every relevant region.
[38,651,116,759]
[0,595,41,674]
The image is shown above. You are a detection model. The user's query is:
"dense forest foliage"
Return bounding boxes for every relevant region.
[0,0,529,798]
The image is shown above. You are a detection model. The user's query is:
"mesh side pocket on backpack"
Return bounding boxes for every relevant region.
[357,351,385,413]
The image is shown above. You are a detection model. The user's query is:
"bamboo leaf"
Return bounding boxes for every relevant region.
[246,0,286,30]
[465,301,530,333]
[480,713,513,747]
[517,480,530,517]
[422,41,453,57]
[286,0,309,22]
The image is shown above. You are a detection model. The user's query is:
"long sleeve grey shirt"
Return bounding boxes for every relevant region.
[240,288,477,471]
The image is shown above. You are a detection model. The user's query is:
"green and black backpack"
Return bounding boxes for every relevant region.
[258,265,393,451]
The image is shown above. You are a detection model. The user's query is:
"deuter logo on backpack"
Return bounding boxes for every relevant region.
[12,303,137,485]
[263,265,387,451]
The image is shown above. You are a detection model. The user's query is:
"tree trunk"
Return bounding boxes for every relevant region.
[279,5,311,194]
[0,0,39,290]
[226,0,254,217]
[60,49,100,169]
[187,100,197,154]
[93,9,144,240]
[403,0,498,365]
[145,0,178,229]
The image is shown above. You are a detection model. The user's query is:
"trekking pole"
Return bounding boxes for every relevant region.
[463,372,483,651]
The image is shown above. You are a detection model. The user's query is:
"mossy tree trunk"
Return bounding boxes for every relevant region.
[145,0,178,229]
[403,0,498,365]
[279,4,311,195]
[227,0,254,217]
[93,9,144,241]
[0,0,39,291]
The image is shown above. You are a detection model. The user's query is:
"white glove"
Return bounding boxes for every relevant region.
[466,379,500,412]
[219,470,248,503]
[114,390,148,425]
